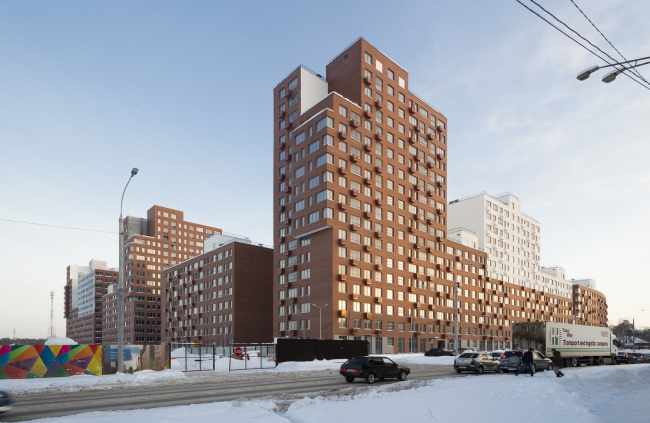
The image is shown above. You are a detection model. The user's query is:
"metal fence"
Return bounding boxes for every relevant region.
[168,342,219,372]
[228,343,276,371]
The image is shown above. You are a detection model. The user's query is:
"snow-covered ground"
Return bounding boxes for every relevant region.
[0,353,451,395]
[21,364,650,423]
[0,369,188,395]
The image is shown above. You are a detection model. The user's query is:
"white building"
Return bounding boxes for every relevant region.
[448,191,572,298]
[77,260,116,317]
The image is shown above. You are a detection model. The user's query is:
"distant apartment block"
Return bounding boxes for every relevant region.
[448,192,572,298]
[120,205,221,344]
[572,279,608,326]
[64,260,117,344]
[162,233,273,346]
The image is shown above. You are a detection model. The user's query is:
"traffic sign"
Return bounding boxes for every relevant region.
[234,347,243,357]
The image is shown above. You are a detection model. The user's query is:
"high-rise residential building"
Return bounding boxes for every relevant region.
[64,260,117,344]
[120,205,221,344]
[162,233,273,346]
[447,192,572,298]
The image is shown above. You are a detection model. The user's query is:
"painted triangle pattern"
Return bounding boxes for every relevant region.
[0,345,102,379]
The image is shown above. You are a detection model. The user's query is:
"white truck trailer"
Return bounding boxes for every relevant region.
[512,322,618,367]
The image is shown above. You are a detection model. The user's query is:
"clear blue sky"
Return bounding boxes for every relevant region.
[1,0,649,338]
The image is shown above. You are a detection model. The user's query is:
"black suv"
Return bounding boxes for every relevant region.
[424,348,454,357]
[340,356,411,384]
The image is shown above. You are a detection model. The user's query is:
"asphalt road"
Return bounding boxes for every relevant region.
[1,364,477,421]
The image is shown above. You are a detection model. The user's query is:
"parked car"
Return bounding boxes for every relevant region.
[616,351,637,364]
[498,350,553,373]
[454,352,501,374]
[424,348,454,357]
[340,356,411,384]
[0,390,12,414]
[633,353,650,363]
[488,350,506,360]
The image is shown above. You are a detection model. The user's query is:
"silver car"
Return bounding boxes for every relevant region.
[454,352,501,374]
[499,350,553,373]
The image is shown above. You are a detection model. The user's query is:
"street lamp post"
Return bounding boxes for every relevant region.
[117,168,138,374]
[455,262,474,356]
[633,309,645,353]
[576,55,650,83]
[312,304,328,339]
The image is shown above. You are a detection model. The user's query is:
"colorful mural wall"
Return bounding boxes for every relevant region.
[0,345,102,379]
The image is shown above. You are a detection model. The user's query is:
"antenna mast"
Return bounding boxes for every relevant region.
[48,291,57,339]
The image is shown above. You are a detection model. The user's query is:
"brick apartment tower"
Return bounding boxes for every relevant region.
[116,205,221,344]
[271,38,592,354]
[273,38,454,352]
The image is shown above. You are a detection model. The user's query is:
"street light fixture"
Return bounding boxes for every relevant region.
[312,303,328,340]
[117,168,138,373]
[455,262,474,356]
[632,309,645,353]
[576,55,650,83]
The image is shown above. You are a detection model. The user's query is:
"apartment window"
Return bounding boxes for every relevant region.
[316,153,333,167]
[288,77,298,90]
[308,140,319,154]
[308,175,320,189]
[387,69,394,80]
[399,93,405,103]
[279,88,286,99]
[316,189,333,203]
[316,116,334,132]
[365,52,372,64]
[339,105,348,117]
[308,211,319,223]
[288,110,298,122]
[289,94,298,107]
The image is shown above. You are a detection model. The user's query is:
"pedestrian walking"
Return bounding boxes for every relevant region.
[515,348,535,376]
[551,348,565,378]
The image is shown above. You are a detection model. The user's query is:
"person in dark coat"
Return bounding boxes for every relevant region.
[515,348,535,376]
[551,348,565,378]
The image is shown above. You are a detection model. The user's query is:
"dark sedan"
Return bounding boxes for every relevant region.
[616,352,637,364]
[340,356,411,384]
[424,348,454,357]
[0,390,12,414]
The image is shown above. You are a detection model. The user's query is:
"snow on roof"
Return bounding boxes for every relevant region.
[45,337,78,345]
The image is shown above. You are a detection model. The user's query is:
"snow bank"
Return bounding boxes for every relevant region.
[0,369,186,395]
[44,338,78,345]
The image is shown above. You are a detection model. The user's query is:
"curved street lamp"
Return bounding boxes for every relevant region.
[117,168,138,373]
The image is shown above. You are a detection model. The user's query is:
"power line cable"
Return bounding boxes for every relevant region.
[526,0,650,89]
[528,0,650,88]
[514,0,650,91]
[0,218,117,234]
[569,0,649,84]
